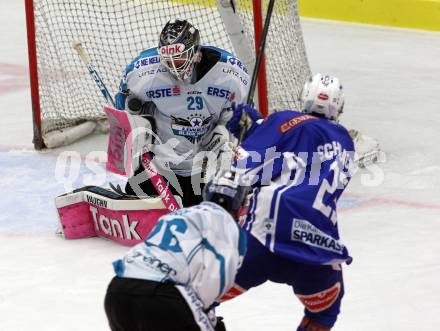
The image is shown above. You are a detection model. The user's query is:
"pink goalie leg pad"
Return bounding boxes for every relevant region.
[57,202,97,239]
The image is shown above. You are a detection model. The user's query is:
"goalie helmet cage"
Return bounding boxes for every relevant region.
[25,0,311,150]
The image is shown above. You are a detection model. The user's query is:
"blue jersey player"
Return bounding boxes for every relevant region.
[223,74,356,331]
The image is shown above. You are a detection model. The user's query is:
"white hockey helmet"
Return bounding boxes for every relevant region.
[301,73,345,121]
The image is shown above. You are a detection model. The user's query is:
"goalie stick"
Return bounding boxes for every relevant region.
[73,42,181,212]
[73,42,116,108]
[239,0,276,143]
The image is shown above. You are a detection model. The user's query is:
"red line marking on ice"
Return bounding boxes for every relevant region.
[0,144,107,164]
[0,144,34,151]
[345,193,440,211]
[341,200,379,213]
[1,144,438,210]
[0,63,29,95]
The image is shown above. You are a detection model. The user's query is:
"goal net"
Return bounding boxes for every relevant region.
[25,0,311,149]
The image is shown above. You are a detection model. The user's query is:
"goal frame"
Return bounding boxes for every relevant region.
[25,0,44,150]
[24,0,298,150]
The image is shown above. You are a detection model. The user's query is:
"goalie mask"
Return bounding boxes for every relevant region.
[301,73,345,121]
[202,170,251,218]
[158,19,200,81]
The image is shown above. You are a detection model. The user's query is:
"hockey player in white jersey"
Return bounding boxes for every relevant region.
[104,170,250,331]
[115,19,250,207]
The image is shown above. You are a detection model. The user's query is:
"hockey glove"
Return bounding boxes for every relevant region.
[349,129,384,168]
[200,125,231,155]
[215,317,227,331]
[226,103,263,140]
[205,305,227,331]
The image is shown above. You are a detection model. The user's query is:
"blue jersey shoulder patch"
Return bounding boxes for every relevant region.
[125,47,160,75]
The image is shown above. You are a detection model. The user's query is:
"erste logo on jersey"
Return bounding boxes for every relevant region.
[146,85,181,99]
[159,43,185,55]
[134,55,160,69]
[227,56,249,74]
[207,86,235,100]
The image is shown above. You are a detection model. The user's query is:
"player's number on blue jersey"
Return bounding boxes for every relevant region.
[312,161,340,224]
[146,218,188,252]
[187,96,203,110]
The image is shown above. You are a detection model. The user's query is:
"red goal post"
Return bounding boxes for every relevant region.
[25,0,311,149]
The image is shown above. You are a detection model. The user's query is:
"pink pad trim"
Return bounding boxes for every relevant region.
[57,202,96,239]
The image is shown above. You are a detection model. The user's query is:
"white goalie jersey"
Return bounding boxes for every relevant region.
[112,202,247,309]
[116,46,250,176]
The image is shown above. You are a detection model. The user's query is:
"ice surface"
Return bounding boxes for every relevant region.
[0,1,439,330]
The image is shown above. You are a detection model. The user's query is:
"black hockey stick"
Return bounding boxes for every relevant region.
[238,0,276,143]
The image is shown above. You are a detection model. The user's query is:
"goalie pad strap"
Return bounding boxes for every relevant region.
[55,186,169,246]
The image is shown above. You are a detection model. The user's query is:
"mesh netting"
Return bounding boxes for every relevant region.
[31,0,311,142]
[234,0,312,111]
